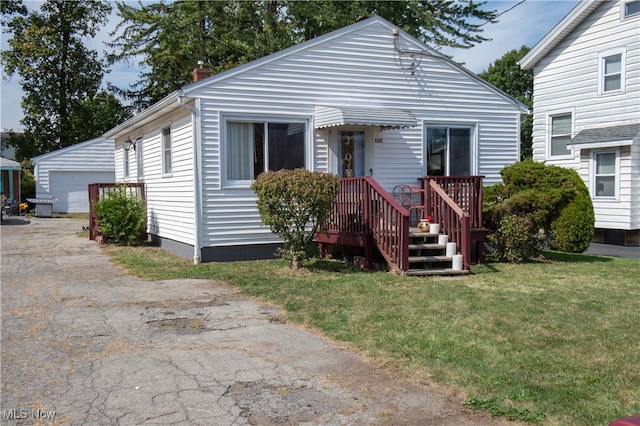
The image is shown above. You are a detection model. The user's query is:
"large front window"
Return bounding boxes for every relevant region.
[426,126,471,175]
[227,121,306,182]
[550,114,572,157]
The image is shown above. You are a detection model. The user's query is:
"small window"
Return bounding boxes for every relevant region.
[550,114,572,157]
[624,0,640,17]
[162,127,172,175]
[594,151,617,198]
[123,148,130,179]
[603,54,622,92]
[426,126,472,176]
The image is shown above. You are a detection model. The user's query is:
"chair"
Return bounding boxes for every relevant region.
[392,185,424,226]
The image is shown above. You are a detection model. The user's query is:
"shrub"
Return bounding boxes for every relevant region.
[487,214,542,263]
[484,160,594,261]
[94,185,145,245]
[251,169,340,270]
[551,191,594,253]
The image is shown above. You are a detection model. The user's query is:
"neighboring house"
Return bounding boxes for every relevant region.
[32,137,115,213]
[1,156,21,207]
[104,16,528,265]
[521,0,640,246]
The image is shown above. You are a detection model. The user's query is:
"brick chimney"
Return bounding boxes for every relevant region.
[192,60,211,82]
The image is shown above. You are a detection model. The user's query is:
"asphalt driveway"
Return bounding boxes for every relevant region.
[1,217,506,425]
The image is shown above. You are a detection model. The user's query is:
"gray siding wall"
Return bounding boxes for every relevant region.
[530,1,640,230]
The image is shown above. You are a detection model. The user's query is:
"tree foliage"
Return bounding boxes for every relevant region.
[108,0,498,111]
[1,0,130,160]
[251,169,340,270]
[484,160,595,261]
[478,45,533,159]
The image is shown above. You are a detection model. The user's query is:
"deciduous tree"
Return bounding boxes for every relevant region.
[478,46,533,159]
[1,0,129,160]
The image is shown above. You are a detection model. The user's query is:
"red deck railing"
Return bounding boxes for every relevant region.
[420,176,483,229]
[88,182,146,241]
[317,177,410,272]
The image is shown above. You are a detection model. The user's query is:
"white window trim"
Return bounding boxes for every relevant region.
[621,0,640,19]
[161,126,172,177]
[423,121,478,176]
[590,148,620,201]
[546,110,574,159]
[598,48,626,96]
[221,114,311,188]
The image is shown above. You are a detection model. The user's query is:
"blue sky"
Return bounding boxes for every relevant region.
[0,0,578,133]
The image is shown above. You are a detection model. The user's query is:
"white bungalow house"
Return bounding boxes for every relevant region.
[104,16,528,271]
[32,137,115,213]
[520,0,640,246]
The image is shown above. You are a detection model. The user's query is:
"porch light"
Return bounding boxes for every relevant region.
[123,138,136,152]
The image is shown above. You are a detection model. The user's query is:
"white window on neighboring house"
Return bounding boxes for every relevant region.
[162,127,172,175]
[592,150,618,199]
[549,114,572,157]
[599,50,625,94]
[624,0,640,18]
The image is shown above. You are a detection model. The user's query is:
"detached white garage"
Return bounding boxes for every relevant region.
[33,137,115,213]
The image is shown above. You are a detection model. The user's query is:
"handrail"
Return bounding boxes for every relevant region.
[428,179,471,270]
[320,177,410,272]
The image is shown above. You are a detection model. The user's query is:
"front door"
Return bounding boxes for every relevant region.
[339,130,366,177]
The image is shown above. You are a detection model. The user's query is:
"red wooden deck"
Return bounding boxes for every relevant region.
[316,176,486,273]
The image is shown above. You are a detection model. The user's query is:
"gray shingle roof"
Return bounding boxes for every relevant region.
[571,123,640,145]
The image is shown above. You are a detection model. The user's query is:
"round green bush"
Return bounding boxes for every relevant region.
[483,160,594,261]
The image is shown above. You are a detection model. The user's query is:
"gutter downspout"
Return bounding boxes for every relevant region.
[178,93,203,264]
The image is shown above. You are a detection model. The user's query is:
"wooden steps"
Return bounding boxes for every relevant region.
[405,227,468,277]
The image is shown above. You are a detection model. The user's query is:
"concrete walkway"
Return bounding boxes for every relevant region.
[1,217,506,425]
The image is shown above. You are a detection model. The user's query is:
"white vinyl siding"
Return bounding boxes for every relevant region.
[128,113,195,246]
[530,1,640,232]
[33,137,115,213]
[188,21,522,247]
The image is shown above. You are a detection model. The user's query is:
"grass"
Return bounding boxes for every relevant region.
[102,244,640,425]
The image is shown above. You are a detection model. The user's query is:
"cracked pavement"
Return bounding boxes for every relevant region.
[1,217,507,425]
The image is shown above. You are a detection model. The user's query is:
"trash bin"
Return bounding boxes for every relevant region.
[27,196,56,218]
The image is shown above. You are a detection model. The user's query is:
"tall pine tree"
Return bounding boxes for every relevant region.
[1,0,129,160]
[109,0,498,111]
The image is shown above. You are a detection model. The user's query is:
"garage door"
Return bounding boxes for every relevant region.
[48,171,115,213]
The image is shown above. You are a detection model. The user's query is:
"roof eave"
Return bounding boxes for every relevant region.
[520,0,602,70]
[103,91,181,140]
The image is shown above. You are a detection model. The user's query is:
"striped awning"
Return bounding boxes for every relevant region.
[314,106,417,129]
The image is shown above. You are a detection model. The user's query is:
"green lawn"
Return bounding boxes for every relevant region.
[103,245,640,425]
